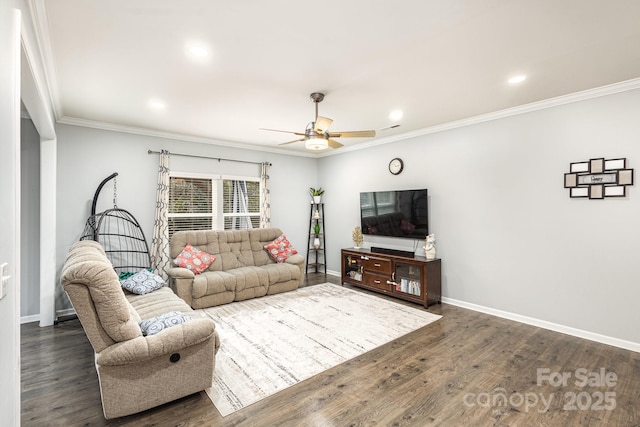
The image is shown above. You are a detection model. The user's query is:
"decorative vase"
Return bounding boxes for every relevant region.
[424,234,436,260]
[313,237,321,249]
[313,195,322,204]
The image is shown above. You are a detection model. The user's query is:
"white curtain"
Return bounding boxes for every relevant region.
[150,150,171,280]
[260,162,271,228]
[231,180,252,229]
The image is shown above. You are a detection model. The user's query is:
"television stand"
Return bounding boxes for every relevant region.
[371,246,415,258]
[341,248,441,308]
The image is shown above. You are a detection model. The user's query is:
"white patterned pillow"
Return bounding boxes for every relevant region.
[120,269,165,295]
[139,311,192,336]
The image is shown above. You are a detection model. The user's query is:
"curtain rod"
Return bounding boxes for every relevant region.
[147,149,271,166]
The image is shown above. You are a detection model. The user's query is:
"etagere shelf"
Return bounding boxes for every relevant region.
[306,203,326,274]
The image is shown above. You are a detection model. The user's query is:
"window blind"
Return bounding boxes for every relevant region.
[168,177,217,236]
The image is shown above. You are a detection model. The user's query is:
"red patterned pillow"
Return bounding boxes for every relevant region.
[264,234,298,263]
[173,243,215,274]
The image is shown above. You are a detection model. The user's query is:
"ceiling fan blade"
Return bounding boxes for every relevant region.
[278,137,306,146]
[260,128,306,136]
[327,138,344,149]
[314,116,333,134]
[328,130,376,138]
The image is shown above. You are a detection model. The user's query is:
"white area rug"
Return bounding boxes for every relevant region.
[202,283,441,416]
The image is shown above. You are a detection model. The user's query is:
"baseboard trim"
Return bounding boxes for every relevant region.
[326,270,639,352]
[20,307,77,326]
[441,297,640,353]
[20,314,40,324]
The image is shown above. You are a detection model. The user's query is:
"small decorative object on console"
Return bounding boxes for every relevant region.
[352,226,364,248]
[424,234,436,260]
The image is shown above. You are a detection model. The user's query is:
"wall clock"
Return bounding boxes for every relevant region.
[389,158,404,175]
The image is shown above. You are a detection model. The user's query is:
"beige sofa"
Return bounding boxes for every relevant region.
[167,228,305,309]
[60,240,220,419]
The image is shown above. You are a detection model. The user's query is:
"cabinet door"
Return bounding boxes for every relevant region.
[392,262,424,298]
[343,253,363,282]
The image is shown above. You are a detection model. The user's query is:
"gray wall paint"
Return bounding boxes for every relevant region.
[54,124,319,311]
[44,87,640,347]
[320,89,640,345]
[20,118,40,317]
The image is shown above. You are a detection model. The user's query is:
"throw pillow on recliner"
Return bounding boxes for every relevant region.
[120,269,166,295]
[139,311,192,336]
[174,243,216,274]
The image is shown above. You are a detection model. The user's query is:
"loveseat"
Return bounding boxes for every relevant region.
[167,228,304,309]
[60,240,220,419]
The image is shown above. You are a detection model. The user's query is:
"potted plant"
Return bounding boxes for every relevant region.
[309,187,324,204]
[313,223,321,248]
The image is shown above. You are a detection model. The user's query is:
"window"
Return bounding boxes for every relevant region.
[222,180,261,230]
[168,173,261,237]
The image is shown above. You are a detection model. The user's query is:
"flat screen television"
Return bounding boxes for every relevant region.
[360,189,428,239]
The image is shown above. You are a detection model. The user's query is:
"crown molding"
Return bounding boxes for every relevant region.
[57,116,319,158]
[28,0,62,121]
[58,77,640,159]
[319,77,640,157]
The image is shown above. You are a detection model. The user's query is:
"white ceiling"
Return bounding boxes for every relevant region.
[35,0,640,154]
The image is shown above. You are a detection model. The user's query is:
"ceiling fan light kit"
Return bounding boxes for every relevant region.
[305,135,329,151]
[263,92,376,151]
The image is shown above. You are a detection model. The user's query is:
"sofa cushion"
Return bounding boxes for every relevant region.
[174,243,215,274]
[190,270,234,299]
[249,228,288,266]
[139,311,192,336]
[231,266,269,301]
[262,262,301,285]
[126,287,194,320]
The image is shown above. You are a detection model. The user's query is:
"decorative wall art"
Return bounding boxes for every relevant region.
[564,158,634,199]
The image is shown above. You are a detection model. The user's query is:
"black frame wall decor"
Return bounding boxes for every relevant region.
[564,157,634,199]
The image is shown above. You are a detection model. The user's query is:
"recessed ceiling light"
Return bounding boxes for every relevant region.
[508,75,527,84]
[389,110,403,121]
[186,41,210,60]
[148,99,166,110]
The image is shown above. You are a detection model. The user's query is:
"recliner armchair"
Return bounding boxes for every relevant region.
[60,240,219,419]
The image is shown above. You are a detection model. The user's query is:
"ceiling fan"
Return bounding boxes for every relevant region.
[262,92,376,150]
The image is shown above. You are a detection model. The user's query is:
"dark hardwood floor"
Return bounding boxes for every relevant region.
[22,274,640,426]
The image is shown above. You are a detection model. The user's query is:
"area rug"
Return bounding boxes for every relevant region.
[202,282,441,416]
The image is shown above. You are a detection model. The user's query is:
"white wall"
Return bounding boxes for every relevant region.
[320,88,640,347]
[21,118,41,318]
[1,3,23,425]
[55,124,319,311]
